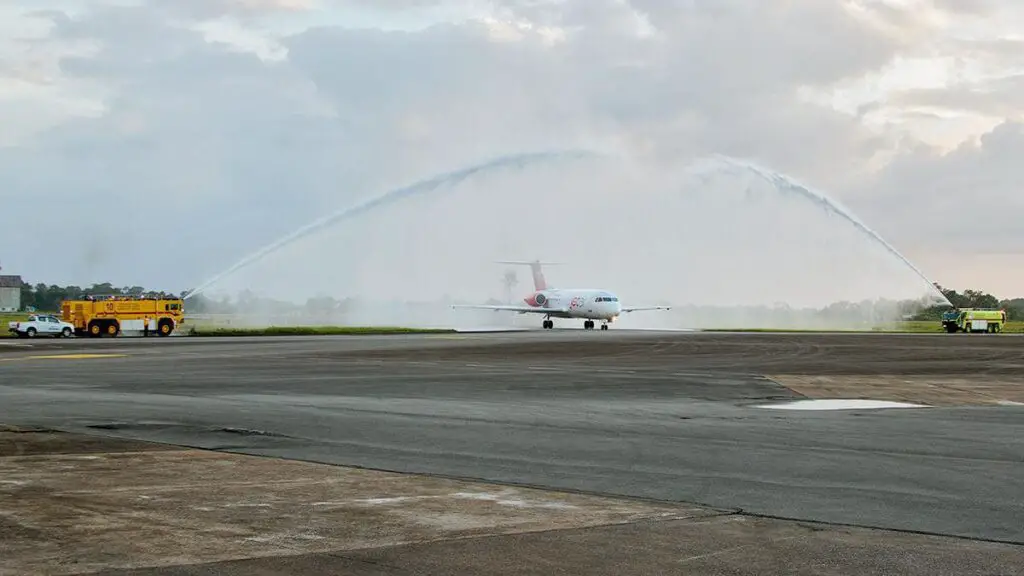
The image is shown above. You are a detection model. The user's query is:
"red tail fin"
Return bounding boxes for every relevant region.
[495,260,560,292]
[529,261,546,291]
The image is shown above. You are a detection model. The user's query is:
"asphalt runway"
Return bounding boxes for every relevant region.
[2,330,1023,549]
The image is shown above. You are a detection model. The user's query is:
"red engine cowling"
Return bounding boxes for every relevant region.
[524,292,548,307]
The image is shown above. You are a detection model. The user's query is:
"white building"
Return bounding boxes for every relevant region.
[0,274,22,312]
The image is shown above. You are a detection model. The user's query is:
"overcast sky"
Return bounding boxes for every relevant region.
[2,0,1023,301]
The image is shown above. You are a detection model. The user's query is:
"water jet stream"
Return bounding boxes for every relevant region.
[186,149,948,323]
[184,149,598,300]
[686,155,952,307]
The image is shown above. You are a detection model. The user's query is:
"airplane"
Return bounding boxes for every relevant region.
[451,260,671,330]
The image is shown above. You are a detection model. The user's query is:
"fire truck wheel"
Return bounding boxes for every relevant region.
[157,320,173,336]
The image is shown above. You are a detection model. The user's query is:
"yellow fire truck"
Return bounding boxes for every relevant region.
[940,308,1006,333]
[61,296,185,337]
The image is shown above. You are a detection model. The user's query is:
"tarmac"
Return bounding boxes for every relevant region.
[1,330,1023,575]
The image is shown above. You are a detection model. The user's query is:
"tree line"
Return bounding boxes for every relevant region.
[911,284,1024,321]
[18,282,181,312]
[12,279,1024,320]
[15,283,341,316]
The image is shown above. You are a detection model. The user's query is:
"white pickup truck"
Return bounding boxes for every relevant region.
[7,314,75,338]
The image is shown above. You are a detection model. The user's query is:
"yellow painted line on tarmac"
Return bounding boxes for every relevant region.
[0,353,128,363]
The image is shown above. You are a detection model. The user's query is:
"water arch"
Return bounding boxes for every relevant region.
[186,152,947,330]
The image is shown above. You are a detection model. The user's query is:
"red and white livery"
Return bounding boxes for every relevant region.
[452,260,670,330]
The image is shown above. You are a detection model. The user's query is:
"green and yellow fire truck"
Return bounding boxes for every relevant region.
[941,308,1006,333]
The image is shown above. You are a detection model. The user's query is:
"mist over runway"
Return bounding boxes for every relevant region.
[2,331,1022,546]
[186,152,948,330]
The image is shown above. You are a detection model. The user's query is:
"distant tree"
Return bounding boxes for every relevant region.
[999,298,1024,321]
[19,280,35,310]
[915,284,1006,320]
[14,280,181,311]
[305,295,340,316]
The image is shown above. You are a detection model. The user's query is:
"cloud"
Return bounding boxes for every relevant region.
[828,1,1024,143]
[931,0,994,15]
[0,6,108,145]
[0,0,1022,300]
[842,118,1024,296]
[855,120,1024,247]
[893,74,1024,118]
[151,0,316,19]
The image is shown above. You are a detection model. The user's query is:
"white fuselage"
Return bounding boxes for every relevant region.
[450,260,669,330]
[524,288,623,321]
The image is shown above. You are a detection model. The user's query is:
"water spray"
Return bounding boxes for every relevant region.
[685,155,953,307]
[183,148,949,320]
[184,149,599,300]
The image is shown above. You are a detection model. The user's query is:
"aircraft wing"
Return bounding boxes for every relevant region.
[451,304,569,315]
[621,305,672,313]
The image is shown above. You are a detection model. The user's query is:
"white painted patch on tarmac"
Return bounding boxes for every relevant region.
[452,491,578,510]
[996,400,1024,406]
[756,399,929,411]
[354,497,418,505]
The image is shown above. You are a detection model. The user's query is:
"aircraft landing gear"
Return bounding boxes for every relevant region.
[543,319,554,329]
[583,320,606,330]
[601,323,609,331]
